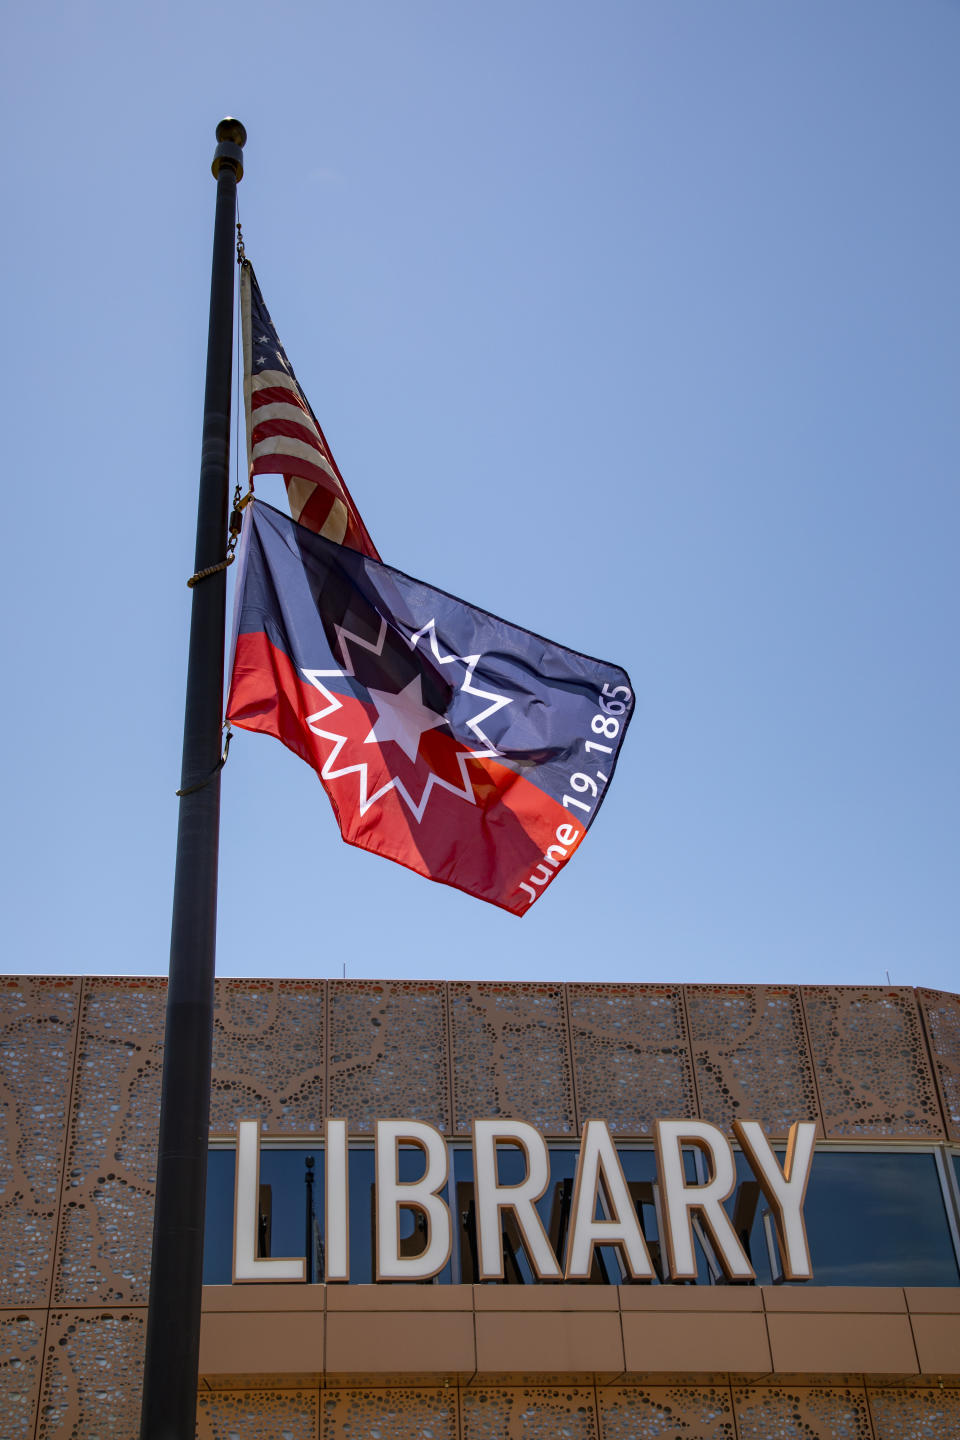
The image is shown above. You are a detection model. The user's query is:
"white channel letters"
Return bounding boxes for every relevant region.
[233,1117,818,1284]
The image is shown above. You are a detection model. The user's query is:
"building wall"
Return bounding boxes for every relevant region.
[1,976,959,1438]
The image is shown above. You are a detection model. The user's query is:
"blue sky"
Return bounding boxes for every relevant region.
[2,2,957,988]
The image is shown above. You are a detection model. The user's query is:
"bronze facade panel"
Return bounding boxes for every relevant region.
[800,986,943,1138]
[54,978,166,1304]
[619,1287,763,1311]
[462,1386,598,1440]
[474,1286,619,1311]
[567,984,695,1136]
[761,1287,907,1313]
[37,1308,145,1439]
[0,1310,46,1440]
[685,984,820,1138]
[328,981,450,1133]
[474,1309,624,1378]
[199,1310,324,1380]
[765,1313,918,1377]
[868,1386,960,1438]
[449,982,575,1135]
[197,1388,318,1439]
[909,1313,960,1376]
[0,977,80,1307]
[598,1385,735,1440]
[322,1386,458,1439]
[326,1285,469,1311]
[917,987,960,1140]
[211,979,325,1134]
[621,1311,771,1376]
[326,1311,475,1376]
[732,1384,873,1439]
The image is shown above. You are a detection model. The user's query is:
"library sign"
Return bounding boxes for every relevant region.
[231,1117,816,1285]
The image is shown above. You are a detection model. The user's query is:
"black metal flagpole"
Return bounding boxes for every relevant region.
[139,117,245,1440]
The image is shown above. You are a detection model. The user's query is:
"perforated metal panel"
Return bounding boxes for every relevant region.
[54,978,166,1304]
[0,977,80,1307]
[733,1384,873,1439]
[868,1386,960,1438]
[328,981,450,1133]
[567,985,696,1135]
[917,988,960,1140]
[598,1384,735,1439]
[212,979,325,1134]
[463,1386,599,1439]
[800,987,943,1138]
[0,1310,45,1440]
[686,985,820,1138]
[4,974,960,1440]
[449,982,576,1135]
[323,1386,458,1439]
[37,1308,145,1439]
[197,1387,318,1438]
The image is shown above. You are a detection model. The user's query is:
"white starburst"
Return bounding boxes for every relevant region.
[300,615,512,823]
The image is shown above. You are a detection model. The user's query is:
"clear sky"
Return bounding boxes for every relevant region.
[2,2,957,989]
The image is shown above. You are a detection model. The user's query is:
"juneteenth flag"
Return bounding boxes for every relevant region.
[227,501,633,914]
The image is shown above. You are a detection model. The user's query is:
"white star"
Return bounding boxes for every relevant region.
[301,613,512,822]
[363,676,448,763]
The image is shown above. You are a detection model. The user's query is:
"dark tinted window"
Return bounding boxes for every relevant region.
[203,1147,235,1284]
[798,1151,959,1287]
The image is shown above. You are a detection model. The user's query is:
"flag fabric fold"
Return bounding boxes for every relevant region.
[240,263,380,558]
[227,501,633,915]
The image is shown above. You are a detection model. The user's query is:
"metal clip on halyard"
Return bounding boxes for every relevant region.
[185,476,253,589]
[175,724,233,797]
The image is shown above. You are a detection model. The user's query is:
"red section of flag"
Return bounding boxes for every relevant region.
[229,631,584,914]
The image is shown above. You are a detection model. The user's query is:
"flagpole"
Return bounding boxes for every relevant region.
[139,117,245,1440]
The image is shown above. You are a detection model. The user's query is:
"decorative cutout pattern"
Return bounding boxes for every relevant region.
[328,982,450,1133]
[449,983,575,1135]
[868,1387,960,1438]
[212,980,325,1134]
[917,988,960,1140]
[599,1385,735,1439]
[733,1385,873,1439]
[800,987,943,1138]
[685,985,820,1138]
[0,977,80,1306]
[37,1308,145,1440]
[0,1311,45,1440]
[463,1386,598,1439]
[54,979,166,1303]
[567,986,695,1135]
[6,975,960,1440]
[198,1388,318,1438]
[323,1387,457,1439]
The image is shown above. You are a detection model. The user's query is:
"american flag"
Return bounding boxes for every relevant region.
[240,263,379,559]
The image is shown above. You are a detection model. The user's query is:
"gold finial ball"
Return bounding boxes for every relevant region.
[216,118,247,147]
[212,119,247,180]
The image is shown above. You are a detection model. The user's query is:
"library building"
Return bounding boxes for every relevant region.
[1,975,959,1438]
